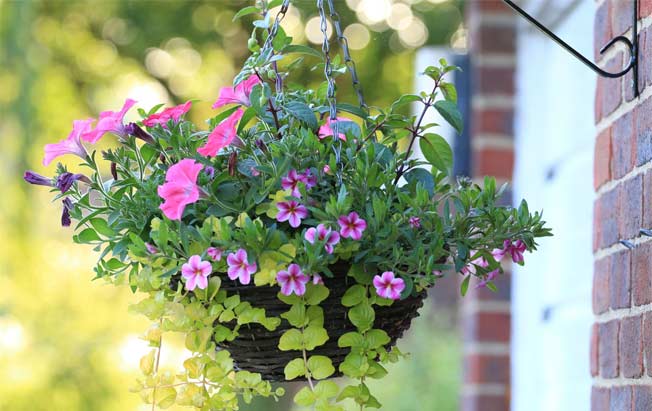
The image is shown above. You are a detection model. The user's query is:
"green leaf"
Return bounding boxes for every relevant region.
[460,275,471,296]
[303,326,329,350]
[285,101,318,130]
[419,133,453,172]
[390,94,421,112]
[90,218,115,237]
[434,100,463,134]
[348,303,375,333]
[339,353,367,378]
[365,329,390,349]
[284,358,306,380]
[403,168,435,196]
[278,329,303,351]
[283,44,322,58]
[307,355,335,380]
[294,386,317,406]
[233,6,260,20]
[314,380,339,399]
[341,285,366,307]
[281,304,307,328]
[76,228,101,243]
[306,305,324,327]
[336,103,367,119]
[440,82,458,103]
[337,331,364,348]
[304,284,329,305]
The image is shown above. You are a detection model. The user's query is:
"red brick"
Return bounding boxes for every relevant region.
[619,315,643,378]
[641,0,652,19]
[610,250,631,309]
[642,26,652,89]
[591,323,600,376]
[595,127,612,189]
[598,53,624,119]
[473,148,513,179]
[633,385,652,411]
[595,189,619,249]
[461,394,508,411]
[644,170,652,229]
[636,97,652,166]
[612,110,635,179]
[472,108,514,136]
[599,319,620,378]
[595,0,612,60]
[594,257,611,314]
[618,175,643,239]
[464,354,509,384]
[592,386,611,411]
[471,0,509,13]
[611,386,633,411]
[596,75,604,124]
[632,242,652,306]
[611,0,633,36]
[462,311,510,343]
[644,312,652,377]
[474,67,515,95]
[472,24,515,55]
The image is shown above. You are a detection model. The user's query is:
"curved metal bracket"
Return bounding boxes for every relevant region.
[502,0,639,96]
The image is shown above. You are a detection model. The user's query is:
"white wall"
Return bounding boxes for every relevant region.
[512,1,596,411]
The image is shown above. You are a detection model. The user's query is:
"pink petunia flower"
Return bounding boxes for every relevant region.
[373,271,405,300]
[226,249,257,285]
[181,255,212,291]
[197,108,244,157]
[409,216,421,229]
[318,117,351,141]
[504,239,527,264]
[276,264,309,296]
[304,224,340,254]
[312,273,324,285]
[276,201,308,228]
[212,76,261,109]
[83,98,136,143]
[323,165,331,174]
[206,247,223,261]
[338,212,367,240]
[43,119,93,166]
[476,269,500,289]
[143,101,192,128]
[281,169,306,198]
[157,159,203,220]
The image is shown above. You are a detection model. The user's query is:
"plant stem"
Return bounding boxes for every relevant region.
[151,319,163,411]
[253,69,283,139]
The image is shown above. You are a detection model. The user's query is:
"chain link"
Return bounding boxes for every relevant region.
[261,0,291,93]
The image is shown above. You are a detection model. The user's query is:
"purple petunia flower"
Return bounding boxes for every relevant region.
[61,197,73,227]
[23,171,53,187]
[56,172,92,194]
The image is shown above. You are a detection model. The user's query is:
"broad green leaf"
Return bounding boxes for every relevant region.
[156,386,177,408]
[314,380,340,399]
[76,228,100,243]
[390,94,421,112]
[90,218,115,237]
[434,100,463,133]
[365,329,390,349]
[283,44,322,58]
[286,101,318,130]
[338,331,365,348]
[284,358,306,380]
[232,6,260,20]
[440,82,458,103]
[281,304,307,328]
[339,353,367,378]
[304,284,329,305]
[139,350,156,375]
[419,133,453,172]
[307,355,335,380]
[303,326,329,350]
[341,285,366,307]
[403,168,435,196]
[294,386,317,406]
[278,329,303,351]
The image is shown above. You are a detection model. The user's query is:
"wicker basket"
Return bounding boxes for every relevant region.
[174,261,426,381]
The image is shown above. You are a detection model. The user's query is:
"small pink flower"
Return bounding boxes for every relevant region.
[432,270,443,277]
[143,101,192,128]
[476,269,500,289]
[145,243,158,254]
[83,98,136,143]
[302,169,317,190]
[318,117,351,141]
[461,252,489,276]
[197,108,244,157]
[226,249,257,285]
[323,165,331,174]
[276,201,308,228]
[43,119,93,166]
[491,247,506,262]
[312,273,324,285]
[207,247,222,261]
[276,264,309,296]
[304,224,340,254]
[181,255,212,291]
[408,216,421,229]
[504,239,527,264]
[338,212,367,240]
[281,169,306,198]
[373,271,405,300]
[250,167,261,177]
[157,159,203,220]
[212,76,261,108]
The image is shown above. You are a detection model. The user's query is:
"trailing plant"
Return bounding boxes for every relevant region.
[24,1,551,410]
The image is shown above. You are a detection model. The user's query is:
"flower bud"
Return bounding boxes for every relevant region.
[228,151,238,177]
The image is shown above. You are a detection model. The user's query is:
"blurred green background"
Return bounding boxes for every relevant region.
[0,0,464,410]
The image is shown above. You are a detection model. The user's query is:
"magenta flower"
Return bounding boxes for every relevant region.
[476,269,500,289]
[373,271,405,300]
[83,98,136,143]
[43,119,93,166]
[461,252,489,276]
[181,255,212,291]
[318,117,351,141]
[24,171,53,187]
[323,165,331,174]
[312,273,324,285]
[56,172,91,194]
[143,101,192,128]
[157,159,203,220]
[276,201,308,228]
[338,212,367,240]
[207,247,222,261]
[197,108,244,157]
[302,169,317,190]
[61,197,73,227]
[281,169,306,197]
[304,224,340,254]
[125,122,155,145]
[504,239,527,264]
[226,249,257,285]
[276,264,309,296]
[145,243,158,254]
[408,216,421,229]
[212,75,261,108]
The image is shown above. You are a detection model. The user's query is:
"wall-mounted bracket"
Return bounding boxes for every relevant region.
[502,0,639,97]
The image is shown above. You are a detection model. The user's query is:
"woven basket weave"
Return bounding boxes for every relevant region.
[211,261,426,381]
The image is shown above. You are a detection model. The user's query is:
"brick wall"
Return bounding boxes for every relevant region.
[461,2,515,410]
[592,2,652,410]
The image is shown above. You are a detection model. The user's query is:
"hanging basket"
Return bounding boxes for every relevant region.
[175,261,426,381]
